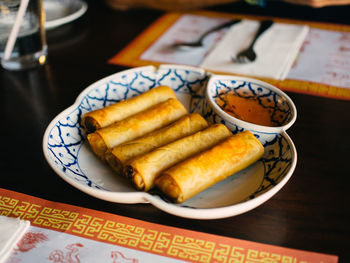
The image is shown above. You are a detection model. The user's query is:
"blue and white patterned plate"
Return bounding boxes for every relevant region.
[205,74,297,147]
[43,64,297,219]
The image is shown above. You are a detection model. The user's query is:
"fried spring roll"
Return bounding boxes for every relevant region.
[126,124,232,191]
[155,131,264,203]
[87,98,187,160]
[81,86,176,133]
[105,113,209,175]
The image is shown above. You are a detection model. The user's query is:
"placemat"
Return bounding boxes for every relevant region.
[109,11,350,101]
[0,188,338,263]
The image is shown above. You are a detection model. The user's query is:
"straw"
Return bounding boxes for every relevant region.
[3,0,30,60]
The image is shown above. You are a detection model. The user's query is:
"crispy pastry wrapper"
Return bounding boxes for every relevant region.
[126,124,232,191]
[87,98,187,160]
[81,86,176,133]
[155,130,264,203]
[105,113,208,175]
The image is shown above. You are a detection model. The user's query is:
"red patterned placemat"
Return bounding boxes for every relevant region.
[0,188,338,263]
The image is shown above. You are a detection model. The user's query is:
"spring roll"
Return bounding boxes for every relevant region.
[87,98,187,160]
[155,130,264,203]
[105,113,209,175]
[125,124,232,191]
[81,86,177,133]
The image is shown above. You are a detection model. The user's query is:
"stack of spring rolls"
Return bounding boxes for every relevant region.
[81,85,264,203]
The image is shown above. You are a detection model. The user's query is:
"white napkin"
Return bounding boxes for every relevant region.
[0,216,30,263]
[200,20,309,80]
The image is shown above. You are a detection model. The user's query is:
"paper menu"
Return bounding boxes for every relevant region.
[1,188,339,263]
[287,28,350,89]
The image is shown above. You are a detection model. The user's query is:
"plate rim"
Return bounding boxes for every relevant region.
[42,64,297,219]
[45,0,88,30]
[206,74,298,133]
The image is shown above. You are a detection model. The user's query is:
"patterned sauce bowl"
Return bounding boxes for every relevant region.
[205,74,297,144]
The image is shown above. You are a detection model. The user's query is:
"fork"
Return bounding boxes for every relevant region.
[173,19,242,49]
[232,20,274,63]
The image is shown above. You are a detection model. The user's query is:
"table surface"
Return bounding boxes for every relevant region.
[1,0,350,261]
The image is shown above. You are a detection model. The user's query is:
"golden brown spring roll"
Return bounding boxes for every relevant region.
[155,130,264,203]
[105,113,209,175]
[81,86,176,133]
[87,98,187,160]
[125,124,232,192]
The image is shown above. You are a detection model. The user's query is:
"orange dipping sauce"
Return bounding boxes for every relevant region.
[216,92,277,127]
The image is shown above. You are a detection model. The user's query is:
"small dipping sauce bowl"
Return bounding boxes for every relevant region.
[205,75,297,144]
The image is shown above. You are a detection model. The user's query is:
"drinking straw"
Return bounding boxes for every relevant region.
[3,0,30,60]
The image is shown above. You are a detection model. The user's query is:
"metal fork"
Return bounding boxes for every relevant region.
[232,20,274,63]
[173,19,242,49]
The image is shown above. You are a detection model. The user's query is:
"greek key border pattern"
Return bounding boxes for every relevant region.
[0,193,327,263]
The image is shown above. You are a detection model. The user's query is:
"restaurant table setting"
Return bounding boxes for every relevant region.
[112,11,350,99]
[1,0,350,262]
[200,19,309,79]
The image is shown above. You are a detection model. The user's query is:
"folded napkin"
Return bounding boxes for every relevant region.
[0,216,30,263]
[200,20,309,80]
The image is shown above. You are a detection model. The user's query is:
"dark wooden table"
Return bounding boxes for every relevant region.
[1,0,350,261]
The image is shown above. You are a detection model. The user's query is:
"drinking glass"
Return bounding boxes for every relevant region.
[0,0,47,70]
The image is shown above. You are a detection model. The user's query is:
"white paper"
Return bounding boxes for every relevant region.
[287,28,350,89]
[200,20,309,80]
[0,216,29,263]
